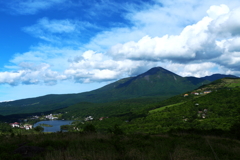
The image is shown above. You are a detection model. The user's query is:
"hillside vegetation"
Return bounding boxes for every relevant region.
[62,78,240,137]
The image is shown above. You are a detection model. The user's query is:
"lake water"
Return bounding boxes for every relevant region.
[33,120,73,132]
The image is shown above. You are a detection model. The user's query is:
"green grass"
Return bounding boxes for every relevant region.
[149,102,185,113]
[226,79,240,87]
[197,78,240,91]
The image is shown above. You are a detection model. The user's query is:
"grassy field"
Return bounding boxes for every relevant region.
[225,79,240,87]
[149,102,185,113]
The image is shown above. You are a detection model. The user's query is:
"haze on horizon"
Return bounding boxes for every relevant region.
[1,0,240,101]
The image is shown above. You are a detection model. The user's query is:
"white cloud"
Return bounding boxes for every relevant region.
[0,71,24,86]
[0,63,67,86]
[108,16,217,62]
[162,62,218,77]
[65,50,157,83]
[84,28,146,52]
[11,45,84,72]
[8,46,156,85]
[225,38,240,52]
[108,4,240,72]
[35,18,77,33]
[23,17,100,45]
[181,63,217,77]
[210,7,240,37]
[7,0,66,15]
[23,18,79,43]
[207,4,230,19]
[64,68,119,83]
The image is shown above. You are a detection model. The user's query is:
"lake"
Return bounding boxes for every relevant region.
[33,120,73,132]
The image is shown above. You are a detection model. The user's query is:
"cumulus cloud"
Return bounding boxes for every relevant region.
[209,7,240,37]
[11,45,83,72]
[7,46,156,85]
[179,63,217,77]
[0,63,66,86]
[224,37,240,52]
[65,50,156,83]
[109,16,218,62]
[109,4,240,73]
[0,71,25,86]
[207,4,230,19]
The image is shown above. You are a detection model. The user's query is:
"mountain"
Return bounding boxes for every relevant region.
[98,67,209,98]
[0,67,210,116]
[202,74,238,81]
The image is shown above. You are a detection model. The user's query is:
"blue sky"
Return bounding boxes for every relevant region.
[1,0,240,101]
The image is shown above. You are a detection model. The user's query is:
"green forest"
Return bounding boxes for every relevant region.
[63,79,240,137]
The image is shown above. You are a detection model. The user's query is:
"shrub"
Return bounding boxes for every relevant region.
[83,124,96,133]
[34,126,44,132]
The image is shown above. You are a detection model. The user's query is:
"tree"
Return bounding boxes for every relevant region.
[83,124,96,133]
[34,126,44,132]
[0,122,12,133]
[108,124,124,135]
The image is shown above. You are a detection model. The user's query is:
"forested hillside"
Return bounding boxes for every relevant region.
[67,78,240,137]
[123,87,240,134]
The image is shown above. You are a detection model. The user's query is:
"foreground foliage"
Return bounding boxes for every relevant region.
[1,132,240,160]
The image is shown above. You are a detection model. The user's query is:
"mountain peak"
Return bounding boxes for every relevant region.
[139,66,179,77]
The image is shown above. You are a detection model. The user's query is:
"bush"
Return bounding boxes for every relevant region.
[34,126,44,132]
[108,124,124,135]
[83,124,96,133]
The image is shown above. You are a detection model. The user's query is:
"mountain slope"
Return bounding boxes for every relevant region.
[0,67,210,115]
[119,77,240,134]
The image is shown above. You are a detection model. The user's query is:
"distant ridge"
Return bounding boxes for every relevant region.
[202,74,239,81]
[185,77,210,85]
